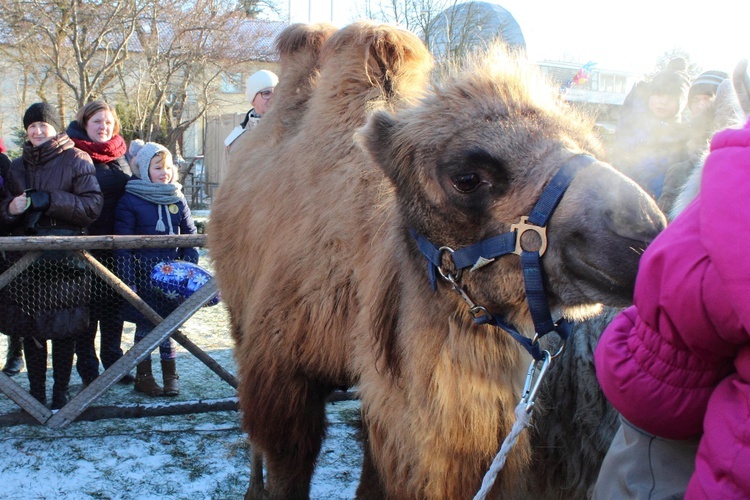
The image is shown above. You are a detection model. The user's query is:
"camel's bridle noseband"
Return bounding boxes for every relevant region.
[412,154,595,363]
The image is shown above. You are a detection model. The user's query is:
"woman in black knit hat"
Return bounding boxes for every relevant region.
[0,102,103,409]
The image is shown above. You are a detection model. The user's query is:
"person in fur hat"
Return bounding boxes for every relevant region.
[114,140,198,397]
[610,58,691,200]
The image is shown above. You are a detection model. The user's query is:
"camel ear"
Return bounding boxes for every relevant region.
[357,109,406,183]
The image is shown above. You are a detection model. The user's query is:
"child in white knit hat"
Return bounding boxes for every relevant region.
[114,139,199,398]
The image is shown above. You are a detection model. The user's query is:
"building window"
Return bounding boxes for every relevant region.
[599,74,627,94]
[222,72,244,94]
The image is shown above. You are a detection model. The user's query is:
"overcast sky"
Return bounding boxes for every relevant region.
[285,0,749,75]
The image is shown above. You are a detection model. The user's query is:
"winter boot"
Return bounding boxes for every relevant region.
[50,337,75,410]
[51,385,70,410]
[23,337,46,405]
[27,364,47,406]
[161,359,179,397]
[2,336,24,376]
[117,373,136,385]
[134,358,163,396]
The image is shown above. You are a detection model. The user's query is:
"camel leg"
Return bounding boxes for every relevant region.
[355,421,386,500]
[250,449,264,490]
[243,447,264,499]
[242,378,332,499]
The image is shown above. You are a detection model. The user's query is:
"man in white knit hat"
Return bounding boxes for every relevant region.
[225,69,279,147]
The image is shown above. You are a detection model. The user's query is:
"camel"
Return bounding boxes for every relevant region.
[208,22,666,499]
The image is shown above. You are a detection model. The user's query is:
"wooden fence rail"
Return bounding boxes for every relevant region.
[0,235,355,428]
[0,235,226,428]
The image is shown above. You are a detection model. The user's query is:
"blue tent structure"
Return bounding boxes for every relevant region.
[427,1,526,60]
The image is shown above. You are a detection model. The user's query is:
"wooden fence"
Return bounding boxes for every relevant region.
[0,234,354,429]
[0,234,233,428]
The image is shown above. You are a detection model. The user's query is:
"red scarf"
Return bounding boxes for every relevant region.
[72,134,126,163]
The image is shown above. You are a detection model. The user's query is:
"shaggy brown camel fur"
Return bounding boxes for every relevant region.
[209,22,666,499]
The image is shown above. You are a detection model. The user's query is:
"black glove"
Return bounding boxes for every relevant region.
[23,211,42,235]
[28,190,50,212]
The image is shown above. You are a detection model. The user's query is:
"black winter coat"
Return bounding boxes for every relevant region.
[87,156,131,236]
[1,134,102,230]
[0,134,102,339]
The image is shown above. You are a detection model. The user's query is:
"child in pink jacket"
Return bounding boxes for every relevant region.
[594,117,750,498]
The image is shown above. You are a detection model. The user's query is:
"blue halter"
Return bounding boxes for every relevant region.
[412,154,594,361]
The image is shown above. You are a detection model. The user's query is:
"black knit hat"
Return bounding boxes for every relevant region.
[688,70,729,102]
[650,68,690,98]
[23,102,62,132]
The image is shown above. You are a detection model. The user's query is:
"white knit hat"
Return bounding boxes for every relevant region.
[246,69,278,102]
[129,139,171,182]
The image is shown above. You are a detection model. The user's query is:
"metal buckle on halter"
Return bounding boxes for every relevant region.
[510,216,547,256]
[437,246,462,282]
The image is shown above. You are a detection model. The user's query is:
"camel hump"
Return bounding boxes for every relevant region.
[318,21,433,103]
[264,23,337,140]
[276,22,336,56]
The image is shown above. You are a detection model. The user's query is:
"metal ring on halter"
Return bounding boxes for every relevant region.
[530,332,566,359]
[437,246,462,282]
[469,305,490,321]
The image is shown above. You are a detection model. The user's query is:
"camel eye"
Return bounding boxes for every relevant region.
[452,173,483,193]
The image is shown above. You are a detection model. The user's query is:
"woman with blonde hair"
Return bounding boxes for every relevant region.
[66,100,133,386]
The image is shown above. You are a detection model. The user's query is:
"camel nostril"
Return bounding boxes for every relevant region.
[602,206,666,244]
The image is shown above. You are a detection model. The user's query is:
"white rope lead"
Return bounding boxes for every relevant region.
[473,401,533,500]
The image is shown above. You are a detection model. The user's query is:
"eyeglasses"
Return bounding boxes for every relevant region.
[256,90,273,100]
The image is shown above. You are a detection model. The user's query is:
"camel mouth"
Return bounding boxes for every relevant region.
[558,248,637,306]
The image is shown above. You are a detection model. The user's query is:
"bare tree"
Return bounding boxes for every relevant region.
[0,0,280,154]
[651,50,700,80]
[0,0,146,114]
[352,0,513,66]
[238,0,281,18]
[355,0,452,35]
[118,0,276,153]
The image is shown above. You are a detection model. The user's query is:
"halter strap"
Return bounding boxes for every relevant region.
[411,154,594,360]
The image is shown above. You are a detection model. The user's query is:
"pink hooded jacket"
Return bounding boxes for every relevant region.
[595,118,750,498]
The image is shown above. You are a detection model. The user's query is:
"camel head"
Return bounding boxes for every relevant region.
[359,46,666,330]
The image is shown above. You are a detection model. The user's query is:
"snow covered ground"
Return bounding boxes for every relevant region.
[0,252,363,498]
[0,398,362,499]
